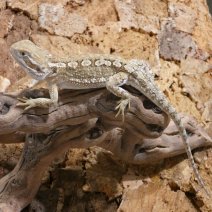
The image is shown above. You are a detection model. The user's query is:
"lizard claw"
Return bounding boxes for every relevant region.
[17,97,30,101]
[115,98,130,122]
[17,97,50,110]
[17,98,39,110]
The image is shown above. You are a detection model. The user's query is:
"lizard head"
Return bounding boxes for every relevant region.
[10,40,53,80]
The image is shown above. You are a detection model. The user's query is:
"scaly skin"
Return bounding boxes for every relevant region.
[10,40,210,196]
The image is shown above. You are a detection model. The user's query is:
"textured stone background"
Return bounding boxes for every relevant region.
[0,0,211,211]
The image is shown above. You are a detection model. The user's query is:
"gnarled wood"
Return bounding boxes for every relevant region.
[0,87,170,139]
[0,87,211,211]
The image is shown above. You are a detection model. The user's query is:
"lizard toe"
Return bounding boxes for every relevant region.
[115,99,130,122]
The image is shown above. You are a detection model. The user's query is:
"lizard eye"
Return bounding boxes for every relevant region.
[21,51,26,56]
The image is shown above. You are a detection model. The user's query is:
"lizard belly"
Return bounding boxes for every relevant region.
[57,80,106,90]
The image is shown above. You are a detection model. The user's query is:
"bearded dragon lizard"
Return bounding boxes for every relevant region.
[10,40,210,196]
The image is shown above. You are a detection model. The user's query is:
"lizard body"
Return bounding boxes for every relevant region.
[10,40,209,195]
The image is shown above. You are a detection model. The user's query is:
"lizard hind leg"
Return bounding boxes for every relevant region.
[106,72,131,122]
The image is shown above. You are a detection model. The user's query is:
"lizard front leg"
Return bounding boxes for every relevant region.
[106,72,131,121]
[17,83,58,110]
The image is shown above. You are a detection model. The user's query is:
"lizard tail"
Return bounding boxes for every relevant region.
[131,70,210,196]
[156,92,209,196]
[152,90,209,196]
[171,111,210,197]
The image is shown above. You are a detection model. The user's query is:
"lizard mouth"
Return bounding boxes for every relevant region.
[18,55,47,80]
[23,56,44,75]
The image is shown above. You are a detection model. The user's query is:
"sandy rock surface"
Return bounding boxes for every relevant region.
[0,0,211,211]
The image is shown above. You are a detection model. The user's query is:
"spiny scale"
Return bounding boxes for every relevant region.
[48,56,128,88]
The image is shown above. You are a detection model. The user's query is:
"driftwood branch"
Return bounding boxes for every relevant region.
[0,86,170,139]
[0,87,211,211]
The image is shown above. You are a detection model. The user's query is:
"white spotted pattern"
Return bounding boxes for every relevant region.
[99,77,106,82]
[95,59,105,66]
[90,78,96,83]
[124,64,134,73]
[48,62,66,68]
[68,61,78,69]
[104,60,112,66]
[113,60,122,68]
[81,59,92,67]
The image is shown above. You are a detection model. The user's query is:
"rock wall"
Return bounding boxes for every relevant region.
[0,0,211,211]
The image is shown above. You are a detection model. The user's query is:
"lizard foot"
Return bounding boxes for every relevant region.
[115,98,130,122]
[17,97,52,110]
